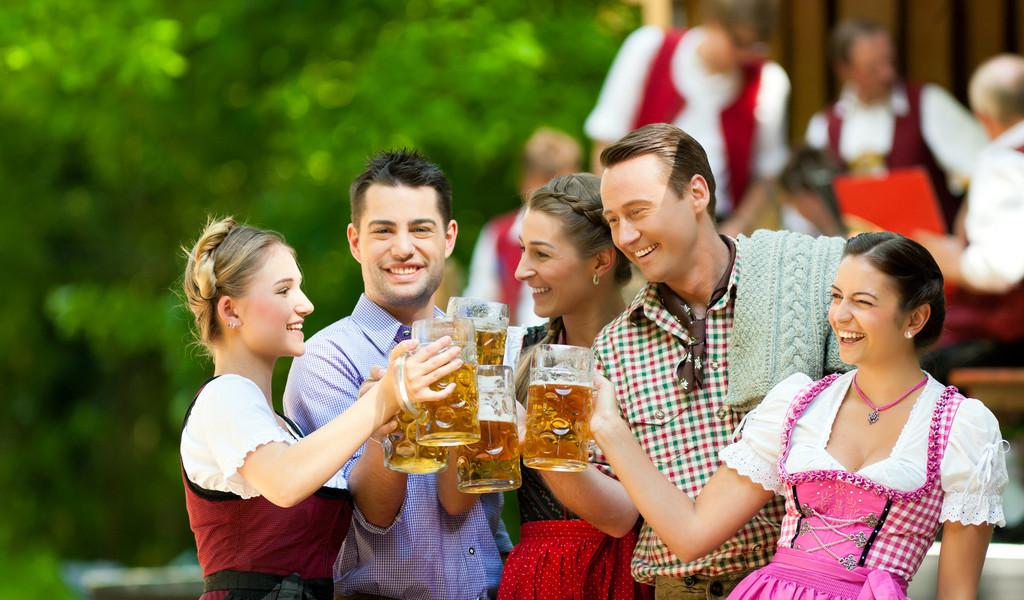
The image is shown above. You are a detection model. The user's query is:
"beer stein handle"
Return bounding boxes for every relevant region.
[394,352,421,417]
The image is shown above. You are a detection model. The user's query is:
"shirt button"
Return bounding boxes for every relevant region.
[753,543,762,552]
[716,407,729,420]
[467,547,475,555]
[683,575,697,586]
[710,360,720,370]
[654,409,665,420]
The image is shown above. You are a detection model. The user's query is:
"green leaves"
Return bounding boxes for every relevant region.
[0,0,639,585]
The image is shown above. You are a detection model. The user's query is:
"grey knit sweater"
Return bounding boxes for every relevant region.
[728,230,850,411]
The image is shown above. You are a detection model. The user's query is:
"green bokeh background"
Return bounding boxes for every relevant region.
[0,1,639,596]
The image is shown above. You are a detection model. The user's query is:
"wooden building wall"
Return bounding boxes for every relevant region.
[636,0,1024,142]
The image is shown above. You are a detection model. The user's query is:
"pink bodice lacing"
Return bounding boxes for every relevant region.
[775,374,963,585]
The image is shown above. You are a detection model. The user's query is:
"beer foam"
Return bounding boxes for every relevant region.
[474,320,507,332]
[476,374,508,396]
[531,367,590,386]
[478,403,515,423]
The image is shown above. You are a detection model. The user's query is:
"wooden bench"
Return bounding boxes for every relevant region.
[948,368,1024,423]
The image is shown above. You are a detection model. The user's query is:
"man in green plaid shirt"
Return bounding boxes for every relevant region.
[540,123,843,599]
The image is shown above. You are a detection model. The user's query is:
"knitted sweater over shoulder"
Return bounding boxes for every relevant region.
[728,230,850,411]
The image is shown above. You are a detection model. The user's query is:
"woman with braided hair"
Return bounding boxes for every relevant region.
[179,217,460,599]
[498,174,653,599]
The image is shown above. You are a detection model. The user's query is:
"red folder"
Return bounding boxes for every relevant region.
[832,167,947,236]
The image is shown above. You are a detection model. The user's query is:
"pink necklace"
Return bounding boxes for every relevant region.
[852,373,928,424]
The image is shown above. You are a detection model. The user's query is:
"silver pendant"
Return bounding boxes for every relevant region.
[867,410,880,424]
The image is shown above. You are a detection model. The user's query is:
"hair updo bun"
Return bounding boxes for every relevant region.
[182,216,291,351]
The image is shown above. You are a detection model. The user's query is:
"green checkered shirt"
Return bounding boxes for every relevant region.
[592,253,785,583]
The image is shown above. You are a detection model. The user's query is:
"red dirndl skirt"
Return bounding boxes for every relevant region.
[498,519,654,600]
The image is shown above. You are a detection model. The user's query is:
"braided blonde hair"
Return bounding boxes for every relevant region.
[513,173,630,404]
[524,173,631,284]
[182,216,292,352]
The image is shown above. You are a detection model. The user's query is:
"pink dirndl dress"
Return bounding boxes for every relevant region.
[726,374,982,600]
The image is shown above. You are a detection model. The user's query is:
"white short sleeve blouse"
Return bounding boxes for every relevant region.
[720,371,1007,526]
[180,374,347,499]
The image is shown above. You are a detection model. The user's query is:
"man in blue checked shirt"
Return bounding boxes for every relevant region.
[284,149,511,600]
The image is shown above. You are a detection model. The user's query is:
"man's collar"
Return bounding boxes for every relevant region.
[627,283,660,324]
[836,82,909,117]
[351,294,444,352]
[708,235,737,310]
[991,119,1024,149]
[628,236,740,325]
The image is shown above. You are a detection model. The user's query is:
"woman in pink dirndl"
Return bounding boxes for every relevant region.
[589,232,1007,599]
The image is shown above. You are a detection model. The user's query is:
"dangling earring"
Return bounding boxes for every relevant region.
[904,330,913,339]
[227,320,239,329]
[592,273,600,286]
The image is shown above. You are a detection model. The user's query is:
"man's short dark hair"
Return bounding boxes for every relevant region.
[349,149,453,227]
[600,123,718,216]
[703,0,780,42]
[830,19,889,64]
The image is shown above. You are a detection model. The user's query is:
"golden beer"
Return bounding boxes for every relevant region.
[475,327,508,366]
[383,409,448,474]
[410,317,480,447]
[456,418,521,493]
[523,382,593,472]
[447,297,509,366]
[416,362,481,446]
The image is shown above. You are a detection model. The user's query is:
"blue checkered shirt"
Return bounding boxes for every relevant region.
[283,294,511,599]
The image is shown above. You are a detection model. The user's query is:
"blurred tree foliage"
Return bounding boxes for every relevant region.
[0,0,637,589]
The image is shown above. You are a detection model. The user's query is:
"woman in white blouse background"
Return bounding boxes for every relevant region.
[590,232,1006,600]
[178,217,460,599]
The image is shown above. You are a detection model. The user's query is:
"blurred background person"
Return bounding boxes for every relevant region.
[805,19,987,231]
[918,54,1024,383]
[584,0,790,237]
[464,128,582,326]
[498,173,648,600]
[775,145,844,236]
[917,53,1024,542]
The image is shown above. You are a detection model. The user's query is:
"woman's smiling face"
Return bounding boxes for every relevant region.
[829,254,915,367]
[515,209,598,319]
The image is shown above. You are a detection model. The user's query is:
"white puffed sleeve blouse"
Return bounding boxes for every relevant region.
[180,374,347,498]
[720,371,1007,526]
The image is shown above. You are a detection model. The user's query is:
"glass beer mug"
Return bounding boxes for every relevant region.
[455,365,521,493]
[412,317,481,446]
[383,408,449,474]
[446,297,510,366]
[523,344,594,472]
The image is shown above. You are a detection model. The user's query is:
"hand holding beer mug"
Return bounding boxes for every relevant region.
[384,411,450,474]
[446,297,509,366]
[456,365,521,493]
[382,337,461,474]
[523,345,595,472]
[411,317,481,446]
[587,373,630,442]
